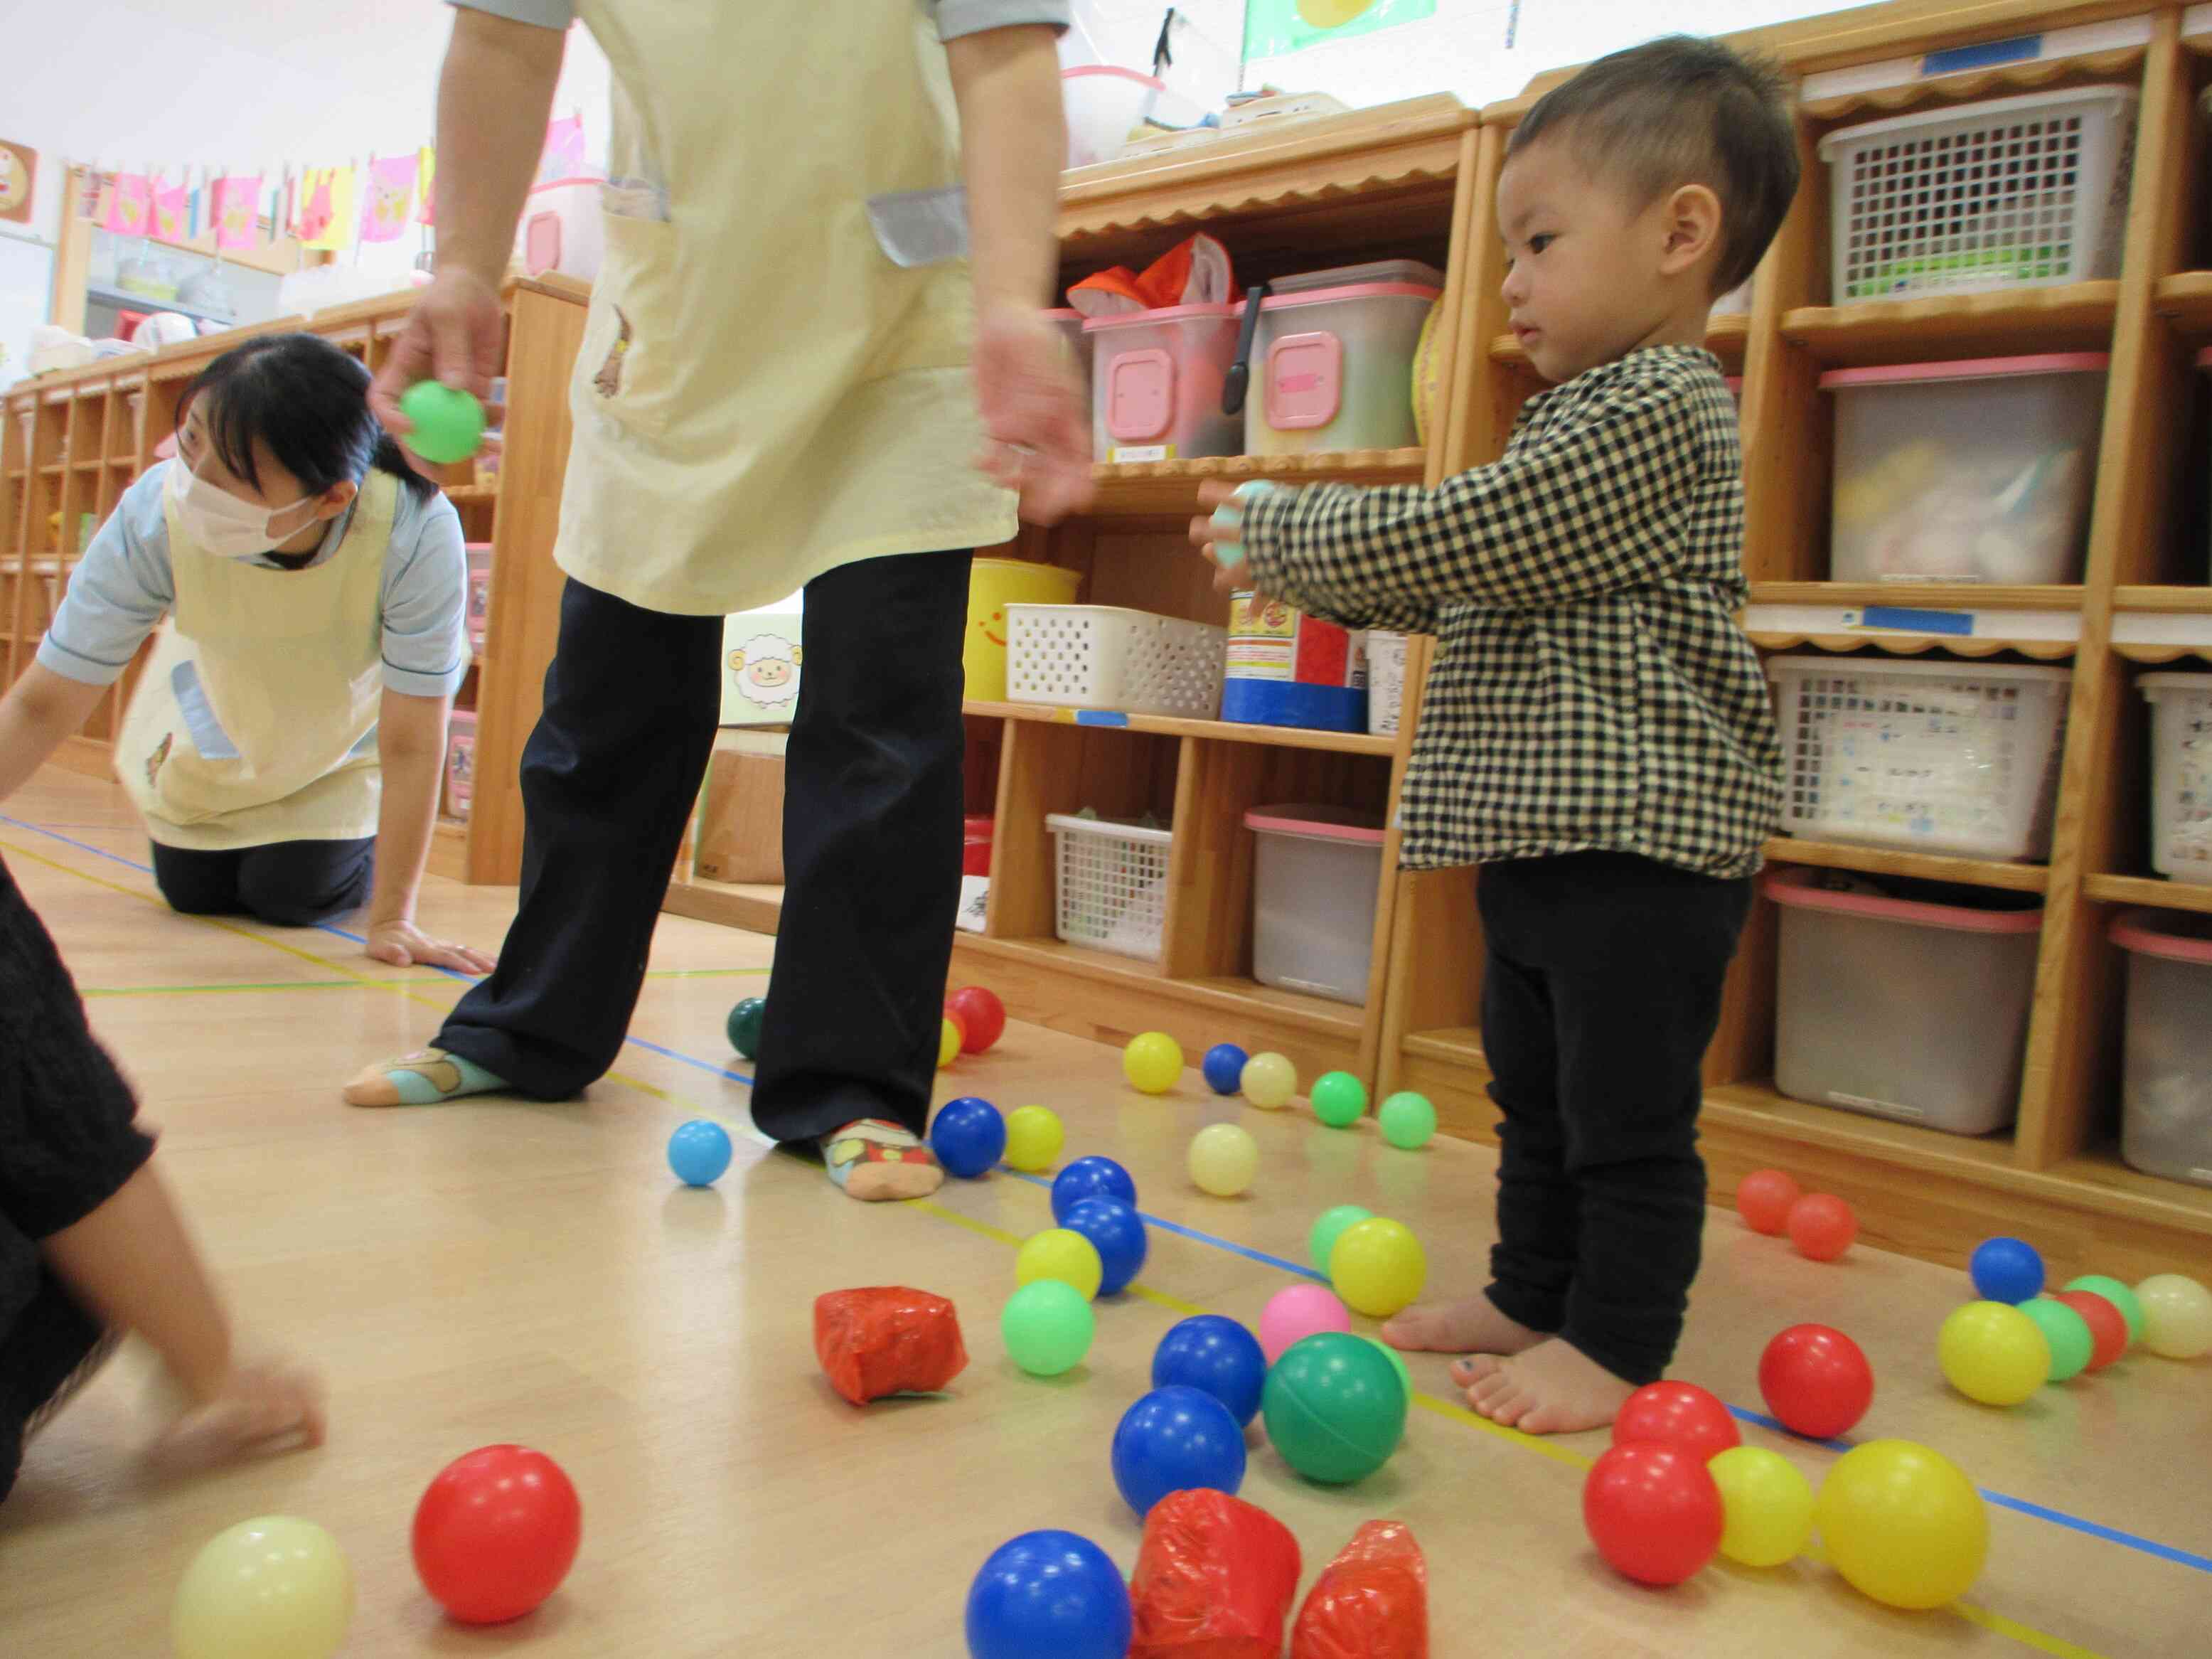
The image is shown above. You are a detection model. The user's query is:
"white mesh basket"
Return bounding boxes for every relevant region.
[1008,604,1227,719]
[2143,673,2212,884]
[1820,87,2137,303]
[1047,813,1172,959]
[1769,656,2071,862]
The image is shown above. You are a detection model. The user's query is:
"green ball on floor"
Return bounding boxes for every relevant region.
[727,996,766,1060]
[1310,1071,1368,1128]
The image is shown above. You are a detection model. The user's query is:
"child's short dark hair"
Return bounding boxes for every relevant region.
[1508,34,1800,297]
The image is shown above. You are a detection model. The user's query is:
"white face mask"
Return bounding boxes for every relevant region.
[165,457,321,560]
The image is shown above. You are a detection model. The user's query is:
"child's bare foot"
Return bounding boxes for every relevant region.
[149,1360,326,1473]
[1453,1338,1635,1434]
[1381,1294,1546,1357]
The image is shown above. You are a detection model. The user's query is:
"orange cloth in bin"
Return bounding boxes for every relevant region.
[813,1287,968,1406]
[1129,1488,1302,1658]
[1291,1520,1428,1659]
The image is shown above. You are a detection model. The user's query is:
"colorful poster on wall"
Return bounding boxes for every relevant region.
[1243,0,1436,58]
[417,146,437,226]
[104,174,151,235]
[149,176,189,244]
[0,140,34,226]
[212,174,263,250]
[359,154,419,242]
[299,166,355,252]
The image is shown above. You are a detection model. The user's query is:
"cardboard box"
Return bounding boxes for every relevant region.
[694,732,788,884]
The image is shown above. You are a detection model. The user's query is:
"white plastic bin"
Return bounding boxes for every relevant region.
[2142,673,2212,883]
[1063,65,1163,169]
[1367,631,1409,737]
[1823,354,2107,585]
[515,177,606,282]
[1006,604,1227,719]
[1241,278,1442,457]
[1768,656,2071,861]
[1768,868,2041,1135]
[2113,910,2212,1188]
[1086,305,1243,462]
[1049,813,1172,959]
[1246,806,1385,1004]
[1819,87,2137,302]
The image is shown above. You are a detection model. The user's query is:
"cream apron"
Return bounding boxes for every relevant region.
[558,0,1019,617]
[115,470,395,851]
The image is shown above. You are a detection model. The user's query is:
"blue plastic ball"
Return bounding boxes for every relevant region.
[1970,1235,2045,1305]
[1151,1314,1267,1426]
[966,1530,1131,1659]
[1111,1385,1246,1518]
[1062,1197,1148,1296]
[1202,1043,1250,1097]
[929,1097,1007,1179]
[666,1119,733,1186]
[1051,1156,1137,1222]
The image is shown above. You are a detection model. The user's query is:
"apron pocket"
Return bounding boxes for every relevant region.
[574,213,683,442]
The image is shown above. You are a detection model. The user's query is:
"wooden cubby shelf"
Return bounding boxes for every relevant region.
[1748,582,2086,609]
[1087,450,1426,516]
[1779,282,2122,364]
[963,698,1396,757]
[2083,873,2212,914]
[1761,837,2051,892]
[2152,270,2212,333]
[1743,629,2077,659]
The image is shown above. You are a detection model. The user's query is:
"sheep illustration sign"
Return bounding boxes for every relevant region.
[720,612,804,726]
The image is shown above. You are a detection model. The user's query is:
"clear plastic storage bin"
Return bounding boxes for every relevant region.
[1006,604,1227,719]
[1768,868,2041,1135]
[1823,354,2107,585]
[1086,304,1243,462]
[1048,813,1172,960]
[2142,673,2212,884]
[1246,806,1385,1004]
[516,178,606,282]
[1819,87,2137,302]
[1769,656,2071,861]
[2113,910,2212,1188]
[1062,65,1163,169]
[1241,277,1442,457]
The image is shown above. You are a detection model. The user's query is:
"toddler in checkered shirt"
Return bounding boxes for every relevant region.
[1194,36,1798,1434]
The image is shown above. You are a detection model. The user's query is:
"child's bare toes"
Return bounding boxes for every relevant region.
[151,1361,325,1471]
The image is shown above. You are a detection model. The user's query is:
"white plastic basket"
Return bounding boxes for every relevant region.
[2143,673,2212,884]
[1768,656,2072,861]
[1047,813,1172,959]
[1819,87,2137,303]
[1007,604,1227,719]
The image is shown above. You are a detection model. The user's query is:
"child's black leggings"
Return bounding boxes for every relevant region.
[1476,851,1753,1385]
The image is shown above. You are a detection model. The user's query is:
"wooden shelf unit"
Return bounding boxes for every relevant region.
[0,277,589,887]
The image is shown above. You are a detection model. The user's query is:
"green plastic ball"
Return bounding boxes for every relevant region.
[1362,1335,1414,1435]
[1378,1090,1438,1150]
[1308,1204,1373,1276]
[397,381,486,464]
[1262,1330,1407,1485]
[1001,1279,1095,1377]
[726,996,766,1060]
[1310,1071,1368,1129]
[2062,1276,2144,1347]
[2019,1296,2095,1383]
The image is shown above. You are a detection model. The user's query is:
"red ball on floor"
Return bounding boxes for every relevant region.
[2051,1289,2128,1371]
[1757,1323,1874,1440]
[1785,1193,1856,1261]
[946,986,1006,1054]
[1612,1380,1741,1464]
[1735,1168,1801,1235]
[1583,1442,1724,1586]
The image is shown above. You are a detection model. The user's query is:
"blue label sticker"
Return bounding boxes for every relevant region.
[1922,35,2041,77]
[1851,606,1976,637]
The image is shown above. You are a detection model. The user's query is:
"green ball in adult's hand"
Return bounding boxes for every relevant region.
[726,996,766,1060]
[398,381,486,464]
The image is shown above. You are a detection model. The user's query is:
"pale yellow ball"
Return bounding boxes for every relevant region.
[939,1018,963,1069]
[173,1516,353,1659]
[1188,1123,1259,1197]
[1241,1050,1298,1110]
[2136,1273,2212,1360]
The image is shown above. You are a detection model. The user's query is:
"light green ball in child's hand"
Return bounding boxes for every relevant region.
[397,382,486,464]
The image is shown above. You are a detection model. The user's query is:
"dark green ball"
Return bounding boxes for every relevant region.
[726,996,766,1060]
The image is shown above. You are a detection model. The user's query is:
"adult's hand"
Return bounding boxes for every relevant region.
[973,306,1094,526]
[366,917,498,976]
[368,270,506,437]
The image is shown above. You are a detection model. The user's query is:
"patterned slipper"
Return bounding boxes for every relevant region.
[342,1047,508,1107]
[822,1119,944,1202]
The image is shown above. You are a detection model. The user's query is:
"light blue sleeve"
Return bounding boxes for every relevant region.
[449,0,572,27]
[932,0,1072,40]
[36,466,176,687]
[380,489,472,700]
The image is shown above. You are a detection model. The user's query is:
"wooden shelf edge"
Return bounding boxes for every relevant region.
[963,698,1395,757]
[663,875,785,937]
[1749,582,2085,612]
[1084,449,1426,514]
[1762,837,2050,892]
[2152,270,2212,334]
[1779,282,2120,364]
[1746,631,2075,661]
[2083,874,2212,915]
[2113,586,2212,614]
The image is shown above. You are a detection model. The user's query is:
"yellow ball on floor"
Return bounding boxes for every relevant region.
[1329,1216,1426,1318]
[1187,1123,1259,1197]
[1241,1051,1297,1110]
[1815,1440,1988,1610]
[173,1516,353,1659]
[1003,1105,1064,1173]
[938,1018,963,1069]
[1938,1301,2051,1406]
[1708,1446,1815,1568]
[1123,1031,1183,1094]
[1017,1227,1104,1300]
[2136,1272,2212,1360]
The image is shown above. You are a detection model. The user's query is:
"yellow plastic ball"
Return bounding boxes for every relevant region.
[1814,1440,1989,1611]
[2136,1273,2212,1360]
[1123,1031,1184,1094]
[173,1516,354,1659]
[1187,1124,1259,1197]
[1938,1301,2051,1407]
[1708,1446,1815,1568]
[1241,1051,1298,1110]
[939,1018,963,1069]
[1003,1105,1064,1173]
[1329,1216,1426,1318]
[1016,1227,1104,1300]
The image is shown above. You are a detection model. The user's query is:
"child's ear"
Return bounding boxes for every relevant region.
[1658,183,1724,279]
[316,478,359,522]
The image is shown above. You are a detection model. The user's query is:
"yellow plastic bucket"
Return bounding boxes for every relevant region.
[965,558,1081,701]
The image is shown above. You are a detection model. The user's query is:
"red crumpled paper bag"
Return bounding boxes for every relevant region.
[812,1287,968,1406]
[1129,1488,1302,1659]
[1291,1520,1428,1659]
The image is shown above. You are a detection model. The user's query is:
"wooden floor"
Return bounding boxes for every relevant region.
[0,764,2203,1658]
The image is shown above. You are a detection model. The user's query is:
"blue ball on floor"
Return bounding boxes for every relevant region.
[1111,1385,1246,1518]
[1152,1313,1267,1426]
[966,1530,1131,1659]
[1202,1043,1249,1097]
[1970,1235,2045,1304]
[929,1097,1007,1179]
[1062,1197,1148,1296]
[667,1119,733,1186]
[1051,1156,1137,1222]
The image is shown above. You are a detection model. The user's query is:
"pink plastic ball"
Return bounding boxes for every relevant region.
[1258,1284,1353,1364]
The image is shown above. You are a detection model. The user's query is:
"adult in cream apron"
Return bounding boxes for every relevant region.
[427,1,1021,1145]
[117,472,394,924]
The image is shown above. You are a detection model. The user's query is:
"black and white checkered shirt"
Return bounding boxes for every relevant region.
[1240,345,1782,879]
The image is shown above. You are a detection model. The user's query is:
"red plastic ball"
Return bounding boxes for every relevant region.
[1758,1323,1874,1440]
[2051,1290,2128,1372]
[1735,1168,1801,1235]
[412,1444,582,1624]
[1583,1442,1724,1586]
[1612,1381,1742,1464]
[1785,1193,1857,1261]
[946,986,1006,1055]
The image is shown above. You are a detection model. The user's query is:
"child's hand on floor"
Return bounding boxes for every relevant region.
[148,1357,326,1474]
[1191,481,1273,597]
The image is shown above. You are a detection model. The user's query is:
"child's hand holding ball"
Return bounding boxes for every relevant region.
[1191,480,1283,597]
